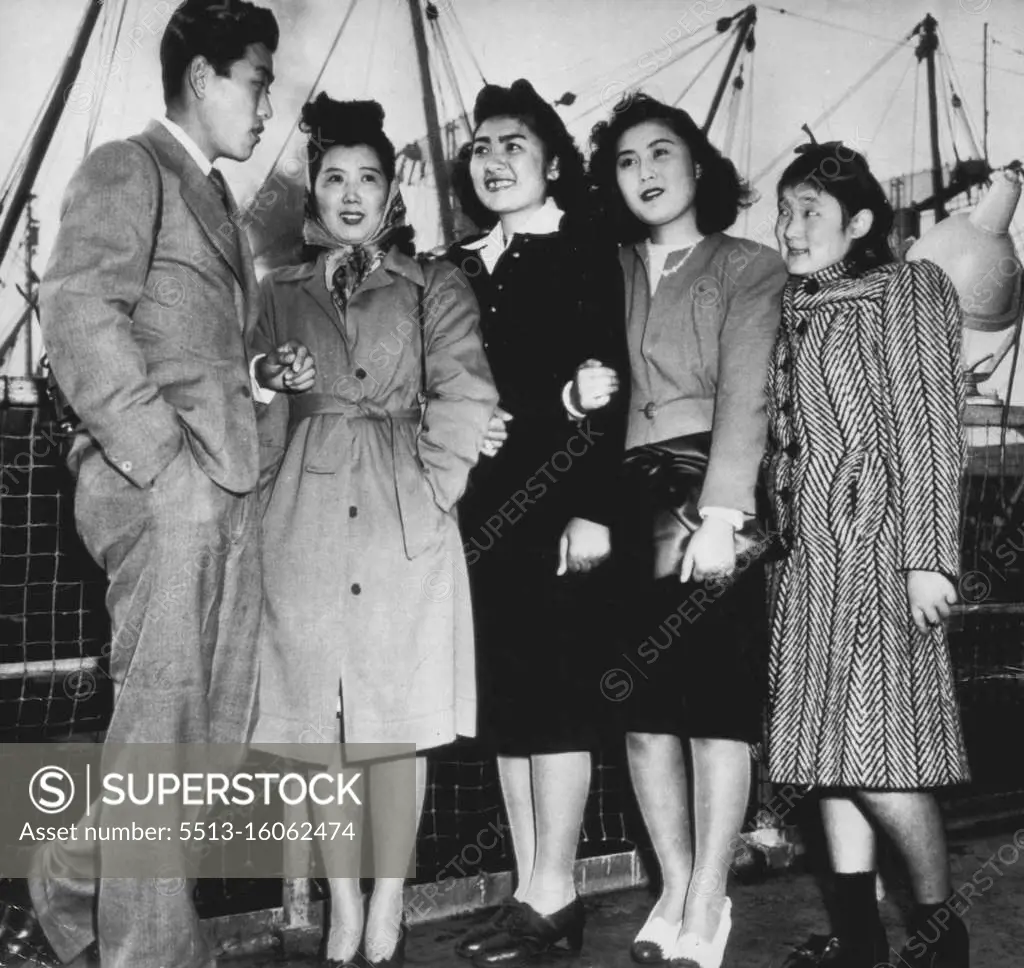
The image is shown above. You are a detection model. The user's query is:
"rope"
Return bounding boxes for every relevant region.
[751,37,909,185]
[84,0,129,155]
[937,24,984,158]
[742,47,755,237]
[936,56,961,164]
[910,61,921,191]
[869,56,913,147]
[562,24,724,128]
[446,1,487,86]
[360,0,385,97]
[245,0,362,215]
[429,16,472,136]
[672,27,740,107]
[720,62,745,156]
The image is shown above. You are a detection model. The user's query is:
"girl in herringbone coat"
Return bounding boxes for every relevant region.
[768,142,969,968]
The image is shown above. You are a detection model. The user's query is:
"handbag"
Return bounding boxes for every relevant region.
[622,432,779,580]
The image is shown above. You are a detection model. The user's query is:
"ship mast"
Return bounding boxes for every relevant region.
[407,0,456,246]
[703,5,757,135]
[916,13,947,222]
[0,0,104,266]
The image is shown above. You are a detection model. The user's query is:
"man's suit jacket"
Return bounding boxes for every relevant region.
[40,120,260,494]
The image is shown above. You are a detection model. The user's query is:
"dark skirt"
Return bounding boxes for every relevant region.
[469,542,619,756]
[608,476,770,743]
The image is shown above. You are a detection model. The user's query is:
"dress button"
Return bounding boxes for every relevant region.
[351,583,361,595]
[803,279,820,295]
[355,368,367,379]
[121,461,132,473]
[785,441,800,458]
[349,506,357,518]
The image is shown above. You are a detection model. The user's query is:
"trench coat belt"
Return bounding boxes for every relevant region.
[287,392,435,560]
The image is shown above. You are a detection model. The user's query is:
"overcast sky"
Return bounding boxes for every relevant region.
[3,0,1024,390]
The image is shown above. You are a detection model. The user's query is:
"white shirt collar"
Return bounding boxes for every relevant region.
[463,198,565,274]
[158,116,213,177]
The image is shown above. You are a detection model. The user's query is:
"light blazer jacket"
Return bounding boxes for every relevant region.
[40,121,260,493]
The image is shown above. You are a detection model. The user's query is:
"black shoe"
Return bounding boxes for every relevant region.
[0,879,63,967]
[456,900,523,958]
[898,910,969,968]
[471,898,584,967]
[780,930,889,968]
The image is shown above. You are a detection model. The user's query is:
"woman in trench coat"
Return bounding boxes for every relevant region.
[251,94,497,967]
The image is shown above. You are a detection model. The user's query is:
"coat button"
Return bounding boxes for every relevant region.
[779,486,792,501]
[796,321,809,335]
[351,583,361,595]
[803,279,820,295]
[642,402,657,419]
[781,399,793,413]
[497,283,504,291]
[785,441,800,458]
[490,306,497,312]
[512,252,521,259]
[355,368,367,379]
[349,506,357,518]
[121,460,132,473]
[780,358,791,372]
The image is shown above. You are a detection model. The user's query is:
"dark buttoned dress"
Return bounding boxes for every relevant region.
[446,223,628,755]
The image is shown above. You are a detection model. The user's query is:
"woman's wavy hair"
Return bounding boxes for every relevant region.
[777,142,895,273]
[451,79,589,231]
[588,92,754,243]
[299,93,414,255]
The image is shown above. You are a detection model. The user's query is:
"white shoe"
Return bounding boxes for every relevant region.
[631,913,683,964]
[670,898,732,968]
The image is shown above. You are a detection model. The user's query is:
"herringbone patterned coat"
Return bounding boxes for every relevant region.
[766,258,970,789]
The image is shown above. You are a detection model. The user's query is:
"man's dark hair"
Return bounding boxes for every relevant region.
[161,0,279,104]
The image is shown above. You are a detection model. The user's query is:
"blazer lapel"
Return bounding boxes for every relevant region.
[139,123,245,287]
[179,167,246,287]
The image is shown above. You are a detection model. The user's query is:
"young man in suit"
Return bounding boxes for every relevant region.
[0,3,281,966]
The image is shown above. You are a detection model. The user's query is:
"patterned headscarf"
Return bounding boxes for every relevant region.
[303,177,408,310]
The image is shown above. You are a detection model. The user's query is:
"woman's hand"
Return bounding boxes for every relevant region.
[480,407,513,458]
[680,518,737,583]
[257,340,316,393]
[556,517,611,575]
[907,569,957,632]
[571,358,620,412]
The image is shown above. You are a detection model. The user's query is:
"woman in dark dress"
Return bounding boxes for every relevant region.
[445,79,627,965]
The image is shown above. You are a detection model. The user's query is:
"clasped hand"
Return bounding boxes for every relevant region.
[680,517,737,583]
[907,569,957,632]
[256,340,316,393]
[480,407,513,458]
[557,517,611,575]
[571,358,620,412]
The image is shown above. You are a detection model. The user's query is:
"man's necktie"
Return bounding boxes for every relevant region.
[208,168,232,216]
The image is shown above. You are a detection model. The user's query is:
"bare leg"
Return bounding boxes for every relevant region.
[364,755,428,960]
[857,790,951,903]
[821,794,876,873]
[626,732,692,925]
[682,737,750,941]
[522,751,591,915]
[497,755,537,901]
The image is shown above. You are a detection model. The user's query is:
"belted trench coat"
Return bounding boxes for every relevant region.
[250,247,497,754]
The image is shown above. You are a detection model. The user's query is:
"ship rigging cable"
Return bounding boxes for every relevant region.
[83,0,130,156]
[246,0,362,225]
